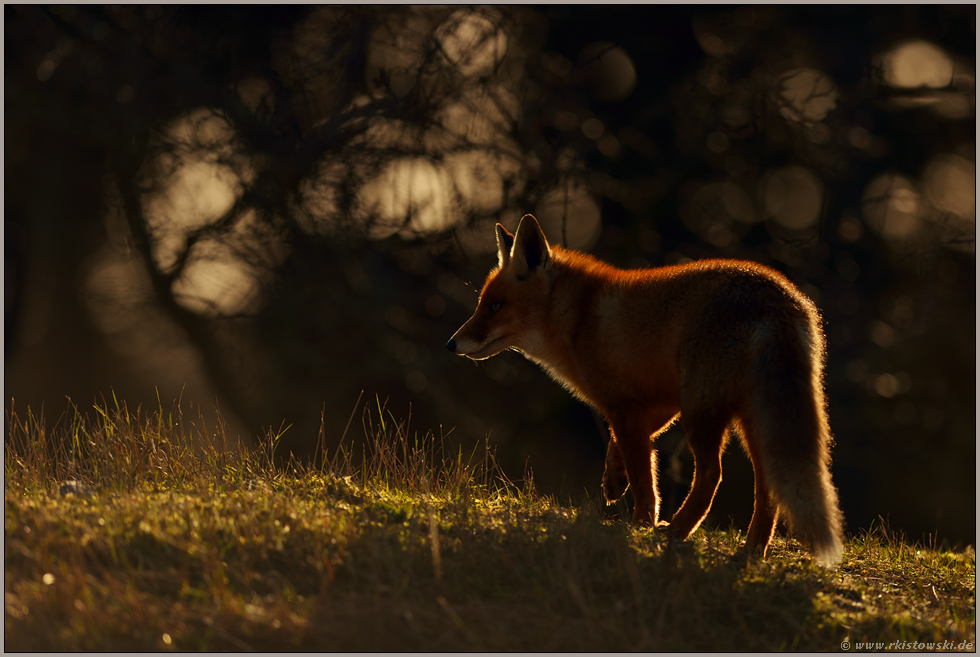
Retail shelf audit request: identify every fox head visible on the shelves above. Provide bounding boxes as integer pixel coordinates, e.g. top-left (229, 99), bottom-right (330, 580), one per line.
top-left (446, 214), bottom-right (553, 360)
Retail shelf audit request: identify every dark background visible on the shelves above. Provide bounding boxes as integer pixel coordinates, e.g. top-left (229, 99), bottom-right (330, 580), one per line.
top-left (5, 5), bottom-right (975, 546)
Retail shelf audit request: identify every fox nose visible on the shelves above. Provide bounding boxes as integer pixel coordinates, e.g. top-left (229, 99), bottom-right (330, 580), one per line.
top-left (445, 339), bottom-right (457, 353)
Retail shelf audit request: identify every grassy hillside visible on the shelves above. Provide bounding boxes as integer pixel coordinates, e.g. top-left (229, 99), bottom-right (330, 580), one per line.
top-left (4, 398), bottom-right (976, 651)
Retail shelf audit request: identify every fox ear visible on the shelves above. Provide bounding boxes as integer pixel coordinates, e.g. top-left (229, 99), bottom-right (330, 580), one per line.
top-left (495, 223), bottom-right (515, 268)
top-left (511, 214), bottom-right (552, 279)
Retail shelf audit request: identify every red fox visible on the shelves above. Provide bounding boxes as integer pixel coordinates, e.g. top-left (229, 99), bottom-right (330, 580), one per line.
top-left (447, 214), bottom-right (844, 566)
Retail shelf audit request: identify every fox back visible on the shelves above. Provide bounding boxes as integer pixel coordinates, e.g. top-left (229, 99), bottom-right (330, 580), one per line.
top-left (447, 214), bottom-right (844, 566)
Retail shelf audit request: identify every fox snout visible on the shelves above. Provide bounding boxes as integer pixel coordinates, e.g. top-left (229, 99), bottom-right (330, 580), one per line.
top-left (445, 330), bottom-right (482, 358)
top-left (446, 323), bottom-right (503, 360)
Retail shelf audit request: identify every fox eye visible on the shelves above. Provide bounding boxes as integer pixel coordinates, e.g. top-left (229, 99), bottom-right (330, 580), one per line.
top-left (487, 301), bottom-right (502, 314)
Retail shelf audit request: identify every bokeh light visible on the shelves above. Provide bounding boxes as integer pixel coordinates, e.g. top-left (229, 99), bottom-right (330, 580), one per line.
top-left (365, 9), bottom-right (429, 98)
top-left (681, 181), bottom-right (759, 249)
top-left (880, 39), bottom-right (953, 89)
top-left (922, 153), bottom-right (976, 221)
top-left (778, 68), bottom-right (839, 124)
top-left (140, 109), bottom-right (287, 317)
top-left (862, 173), bottom-right (922, 240)
top-left (436, 11), bottom-right (507, 77)
top-left (875, 39), bottom-right (974, 119)
top-left (143, 157), bottom-right (240, 272)
top-left (171, 239), bottom-right (268, 317)
top-left (445, 150), bottom-right (519, 214)
top-left (578, 42), bottom-right (637, 101)
top-left (697, 32), bottom-right (728, 58)
top-left (83, 251), bottom-right (154, 350)
top-left (142, 109), bottom-right (249, 269)
top-left (535, 184), bottom-right (602, 250)
top-left (359, 158), bottom-right (454, 239)
top-left (760, 165), bottom-right (824, 230)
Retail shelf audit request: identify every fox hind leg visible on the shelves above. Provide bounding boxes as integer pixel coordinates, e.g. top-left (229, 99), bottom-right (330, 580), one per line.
top-left (667, 413), bottom-right (730, 541)
top-left (739, 420), bottom-right (779, 557)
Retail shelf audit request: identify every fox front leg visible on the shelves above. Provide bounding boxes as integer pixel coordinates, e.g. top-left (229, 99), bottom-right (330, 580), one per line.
top-left (607, 414), bottom-right (662, 526)
top-left (602, 437), bottom-right (630, 503)
top-left (605, 406), bottom-right (679, 527)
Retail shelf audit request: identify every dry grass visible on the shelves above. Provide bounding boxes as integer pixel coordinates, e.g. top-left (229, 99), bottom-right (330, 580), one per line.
top-left (4, 396), bottom-right (976, 651)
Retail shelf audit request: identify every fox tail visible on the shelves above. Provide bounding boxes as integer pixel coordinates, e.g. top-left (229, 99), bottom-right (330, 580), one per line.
top-left (749, 316), bottom-right (844, 567)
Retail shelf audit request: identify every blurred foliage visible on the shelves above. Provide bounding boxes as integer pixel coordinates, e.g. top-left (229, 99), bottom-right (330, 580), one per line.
top-left (4, 5), bottom-right (975, 545)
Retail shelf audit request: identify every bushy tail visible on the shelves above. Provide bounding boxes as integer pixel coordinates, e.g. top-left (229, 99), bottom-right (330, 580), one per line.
top-left (750, 317), bottom-right (844, 567)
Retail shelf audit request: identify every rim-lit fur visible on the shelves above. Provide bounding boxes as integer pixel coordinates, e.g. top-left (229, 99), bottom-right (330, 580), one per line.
top-left (447, 214), bottom-right (844, 566)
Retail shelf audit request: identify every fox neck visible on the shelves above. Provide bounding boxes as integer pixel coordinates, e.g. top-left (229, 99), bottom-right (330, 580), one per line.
top-left (515, 252), bottom-right (614, 406)
top-left (523, 344), bottom-right (593, 405)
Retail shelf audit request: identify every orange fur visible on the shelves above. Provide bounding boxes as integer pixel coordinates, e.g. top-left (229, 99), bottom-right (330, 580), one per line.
top-left (447, 214), bottom-right (844, 566)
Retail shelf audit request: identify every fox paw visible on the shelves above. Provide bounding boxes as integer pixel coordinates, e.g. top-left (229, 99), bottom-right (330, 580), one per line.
top-left (602, 472), bottom-right (629, 503)
top-left (663, 521), bottom-right (694, 540)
